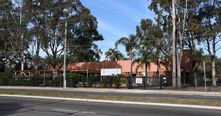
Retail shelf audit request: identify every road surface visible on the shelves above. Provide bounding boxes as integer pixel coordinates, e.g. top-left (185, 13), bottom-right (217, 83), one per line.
top-left (0, 96), bottom-right (221, 116)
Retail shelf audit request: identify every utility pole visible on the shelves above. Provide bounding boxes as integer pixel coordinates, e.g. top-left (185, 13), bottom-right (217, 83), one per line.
top-left (172, 0), bottom-right (177, 89)
top-left (63, 21), bottom-right (67, 90)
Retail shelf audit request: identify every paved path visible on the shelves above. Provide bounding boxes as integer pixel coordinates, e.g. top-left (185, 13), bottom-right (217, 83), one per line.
top-left (0, 96), bottom-right (221, 116)
top-left (1, 86), bottom-right (221, 100)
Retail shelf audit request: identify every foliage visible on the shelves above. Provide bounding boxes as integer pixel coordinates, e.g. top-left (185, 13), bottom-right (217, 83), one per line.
top-left (115, 34), bottom-right (137, 59)
top-left (105, 48), bottom-right (125, 61)
top-left (114, 74), bottom-right (125, 88)
top-left (67, 73), bottom-right (79, 87)
top-left (102, 76), bottom-right (114, 88)
top-left (0, 0), bottom-right (103, 71)
top-left (0, 70), bottom-right (13, 85)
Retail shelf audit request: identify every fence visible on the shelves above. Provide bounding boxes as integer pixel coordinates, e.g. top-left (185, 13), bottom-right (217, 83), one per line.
top-left (0, 71), bottom-right (127, 88)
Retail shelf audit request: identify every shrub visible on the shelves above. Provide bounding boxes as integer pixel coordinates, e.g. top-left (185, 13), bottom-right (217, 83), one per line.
top-left (102, 76), bottom-right (114, 88)
top-left (14, 75), bottom-right (30, 86)
top-left (0, 70), bottom-right (14, 85)
top-left (29, 75), bottom-right (38, 86)
top-left (87, 75), bottom-right (100, 87)
top-left (69, 73), bottom-right (79, 87)
top-left (114, 76), bottom-right (121, 88)
top-left (102, 77), bottom-right (108, 88)
top-left (87, 76), bottom-right (93, 87)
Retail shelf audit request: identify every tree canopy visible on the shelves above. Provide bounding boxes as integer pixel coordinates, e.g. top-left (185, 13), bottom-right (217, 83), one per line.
top-left (0, 0), bottom-right (103, 70)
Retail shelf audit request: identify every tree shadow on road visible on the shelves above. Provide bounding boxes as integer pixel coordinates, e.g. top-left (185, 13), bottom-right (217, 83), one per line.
top-left (0, 102), bottom-right (24, 116)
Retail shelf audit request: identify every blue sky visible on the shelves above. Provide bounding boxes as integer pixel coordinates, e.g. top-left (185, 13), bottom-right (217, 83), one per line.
top-left (80, 0), bottom-right (221, 59)
top-left (81, 0), bottom-right (155, 60)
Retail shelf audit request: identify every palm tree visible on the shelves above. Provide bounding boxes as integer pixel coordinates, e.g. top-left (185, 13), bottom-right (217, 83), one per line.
top-left (115, 34), bottom-right (137, 77)
top-left (105, 48), bottom-right (124, 61)
top-left (132, 50), bottom-right (153, 89)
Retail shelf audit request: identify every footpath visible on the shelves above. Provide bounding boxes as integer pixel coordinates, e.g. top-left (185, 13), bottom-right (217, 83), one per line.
top-left (0, 86), bottom-right (221, 97)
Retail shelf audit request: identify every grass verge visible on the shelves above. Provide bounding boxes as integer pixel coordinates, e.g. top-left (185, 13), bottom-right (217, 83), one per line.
top-left (0, 89), bottom-right (221, 107)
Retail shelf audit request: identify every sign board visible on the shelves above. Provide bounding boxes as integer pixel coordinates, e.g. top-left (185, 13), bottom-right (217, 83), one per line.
top-left (101, 68), bottom-right (121, 76)
top-left (136, 78), bottom-right (143, 84)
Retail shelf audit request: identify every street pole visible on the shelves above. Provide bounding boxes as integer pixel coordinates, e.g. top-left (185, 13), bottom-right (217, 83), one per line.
top-left (63, 21), bottom-right (67, 90)
top-left (203, 61), bottom-right (207, 92)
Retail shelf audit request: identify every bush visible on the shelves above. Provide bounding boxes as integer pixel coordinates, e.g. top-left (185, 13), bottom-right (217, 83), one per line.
top-left (29, 75), bottom-right (38, 86)
top-left (114, 76), bottom-right (121, 88)
top-left (0, 70), bottom-right (14, 85)
top-left (87, 75), bottom-right (100, 87)
top-left (14, 75), bottom-right (30, 86)
top-left (87, 76), bottom-right (93, 87)
top-left (102, 76), bottom-right (114, 88)
top-left (67, 73), bottom-right (79, 87)
top-left (81, 76), bottom-right (87, 87)
top-left (102, 77), bottom-right (108, 88)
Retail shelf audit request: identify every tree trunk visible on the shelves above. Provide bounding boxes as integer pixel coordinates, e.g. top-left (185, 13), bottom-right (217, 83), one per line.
top-left (190, 49), bottom-right (194, 86)
top-left (212, 36), bottom-right (216, 86)
top-left (130, 52), bottom-right (133, 76)
top-left (157, 58), bottom-right (162, 89)
top-left (172, 0), bottom-right (177, 89)
top-left (194, 71), bottom-right (198, 87)
top-left (35, 38), bottom-right (40, 70)
top-left (144, 62), bottom-right (148, 89)
top-left (177, 49), bottom-right (182, 89)
top-left (212, 55), bottom-right (216, 86)
top-left (128, 54), bottom-right (133, 89)
top-left (183, 71), bottom-right (186, 88)
top-left (130, 59), bottom-right (133, 76)
top-left (188, 35), bottom-right (194, 87)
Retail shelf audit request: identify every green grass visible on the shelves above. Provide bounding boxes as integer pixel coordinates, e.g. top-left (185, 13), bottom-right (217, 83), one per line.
top-left (0, 89), bottom-right (221, 107)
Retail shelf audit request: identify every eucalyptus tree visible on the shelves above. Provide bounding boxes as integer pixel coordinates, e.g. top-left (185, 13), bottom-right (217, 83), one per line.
top-left (149, 0), bottom-right (178, 88)
top-left (105, 48), bottom-right (124, 61)
top-left (0, 0), bottom-right (31, 71)
top-left (67, 8), bottom-right (103, 62)
top-left (198, 0), bottom-right (221, 86)
top-left (0, 0), bottom-right (14, 51)
top-left (149, 0), bottom-right (213, 88)
top-left (24, 0), bottom-right (103, 69)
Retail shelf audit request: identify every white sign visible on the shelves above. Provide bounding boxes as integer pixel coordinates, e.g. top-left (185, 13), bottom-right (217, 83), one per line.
top-left (101, 68), bottom-right (121, 76)
top-left (136, 78), bottom-right (143, 84)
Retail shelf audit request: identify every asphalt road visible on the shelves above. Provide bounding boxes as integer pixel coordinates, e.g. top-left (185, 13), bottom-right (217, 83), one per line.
top-left (0, 96), bottom-right (221, 116)
top-left (1, 88), bottom-right (221, 100)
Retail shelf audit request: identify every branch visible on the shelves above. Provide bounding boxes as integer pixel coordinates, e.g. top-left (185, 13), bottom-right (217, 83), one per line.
top-left (215, 39), bottom-right (221, 45)
top-left (10, 11), bottom-right (18, 24)
top-left (58, 48), bottom-right (64, 57)
top-left (41, 47), bottom-right (51, 57)
top-left (216, 47), bottom-right (221, 52)
top-left (205, 38), bottom-right (212, 55)
top-left (8, 29), bottom-right (14, 37)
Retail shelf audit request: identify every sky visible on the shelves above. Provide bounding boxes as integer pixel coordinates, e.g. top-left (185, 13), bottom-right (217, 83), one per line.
top-left (81, 0), bottom-right (155, 60)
